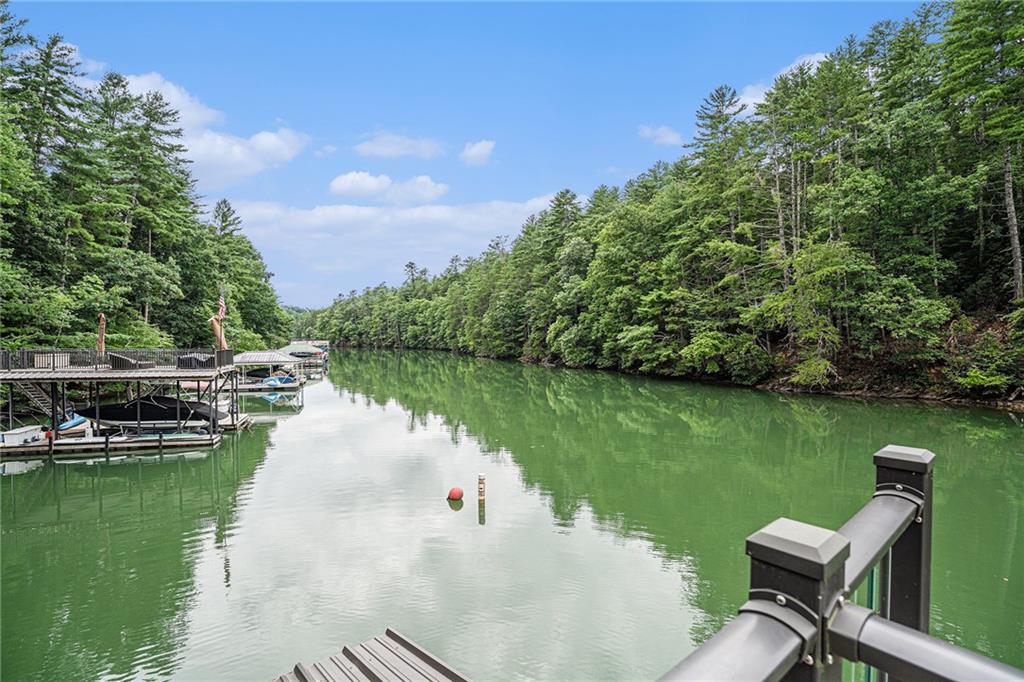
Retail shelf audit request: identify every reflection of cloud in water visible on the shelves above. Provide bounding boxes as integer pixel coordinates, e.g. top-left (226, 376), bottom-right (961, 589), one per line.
top-left (173, 380), bottom-right (701, 680)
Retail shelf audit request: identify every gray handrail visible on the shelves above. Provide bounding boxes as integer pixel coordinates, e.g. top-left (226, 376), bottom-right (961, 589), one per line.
top-left (837, 494), bottom-right (916, 594)
top-left (830, 602), bottom-right (1024, 682)
top-left (659, 613), bottom-right (802, 682)
top-left (657, 446), bottom-right (1023, 682)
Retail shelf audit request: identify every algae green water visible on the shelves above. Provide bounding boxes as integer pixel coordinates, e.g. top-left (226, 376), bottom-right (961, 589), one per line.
top-left (2, 350), bottom-right (1022, 680)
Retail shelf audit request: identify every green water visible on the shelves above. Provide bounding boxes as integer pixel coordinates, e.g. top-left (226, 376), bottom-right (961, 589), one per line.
top-left (2, 350), bottom-right (1022, 680)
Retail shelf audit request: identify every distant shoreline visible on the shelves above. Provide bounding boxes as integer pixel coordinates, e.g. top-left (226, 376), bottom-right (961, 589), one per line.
top-left (329, 346), bottom-right (1024, 413)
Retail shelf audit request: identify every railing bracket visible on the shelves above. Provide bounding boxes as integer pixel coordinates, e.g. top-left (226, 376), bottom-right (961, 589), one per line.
top-left (826, 601), bottom-right (873, 662)
top-left (739, 597), bottom-right (818, 661)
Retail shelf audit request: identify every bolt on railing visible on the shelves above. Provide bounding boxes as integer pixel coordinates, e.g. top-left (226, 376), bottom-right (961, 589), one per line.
top-left (659, 445), bottom-right (1024, 682)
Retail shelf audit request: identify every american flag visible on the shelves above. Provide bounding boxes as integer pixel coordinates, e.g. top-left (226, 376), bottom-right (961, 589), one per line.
top-left (217, 289), bottom-right (226, 319)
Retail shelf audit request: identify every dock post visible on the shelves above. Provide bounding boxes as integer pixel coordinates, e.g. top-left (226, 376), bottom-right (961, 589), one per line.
top-left (176, 381), bottom-right (181, 432)
top-left (48, 432), bottom-right (54, 461)
top-left (477, 474), bottom-right (486, 525)
top-left (746, 518), bottom-right (849, 681)
top-left (94, 381), bottom-right (100, 432)
top-left (104, 434), bottom-right (110, 462)
top-left (159, 432), bottom-right (164, 461)
top-left (874, 446), bottom-right (935, 635)
top-left (135, 381), bottom-right (141, 434)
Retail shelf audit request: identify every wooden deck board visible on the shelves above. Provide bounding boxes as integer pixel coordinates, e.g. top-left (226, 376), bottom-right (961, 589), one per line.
top-left (274, 630), bottom-right (469, 682)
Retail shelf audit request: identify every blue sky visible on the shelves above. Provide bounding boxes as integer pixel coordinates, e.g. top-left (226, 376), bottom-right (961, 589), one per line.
top-left (18, 2), bottom-right (915, 308)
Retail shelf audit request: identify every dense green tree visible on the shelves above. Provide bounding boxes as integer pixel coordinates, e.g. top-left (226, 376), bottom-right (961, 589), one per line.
top-left (940, 0), bottom-right (1024, 301)
top-left (308, 2), bottom-right (1023, 401)
top-left (0, 3), bottom-right (289, 351)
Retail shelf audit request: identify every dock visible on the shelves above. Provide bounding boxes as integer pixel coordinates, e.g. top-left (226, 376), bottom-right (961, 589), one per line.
top-left (0, 432), bottom-right (221, 460)
top-left (1, 347), bottom-right (246, 460)
top-left (234, 350), bottom-right (306, 393)
top-left (275, 629), bottom-right (469, 682)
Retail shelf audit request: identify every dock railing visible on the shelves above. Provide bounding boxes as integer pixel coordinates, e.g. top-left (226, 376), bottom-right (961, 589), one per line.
top-left (659, 445), bottom-right (1024, 682)
top-left (1, 348), bottom-right (234, 372)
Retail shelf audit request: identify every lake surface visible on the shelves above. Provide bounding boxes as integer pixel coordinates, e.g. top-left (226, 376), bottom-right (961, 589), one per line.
top-left (2, 350), bottom-right (1022, 680)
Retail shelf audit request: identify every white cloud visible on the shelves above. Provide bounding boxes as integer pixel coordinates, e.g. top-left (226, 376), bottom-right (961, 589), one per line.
top-left (71, 55), bottom-right (309, 188)
top-left (459, 139), bottom-right (495, 166)
top-left (314, 144), bottom-right (338, 158)
top-left (738, 52), bottom-right (829, 110)
top-left (328, 172), bottom-right (449, 204)
top-left (329, 171), bottom-right (393, 197)
top-left (387, 175), bottom-right (449, 203)
top-left (638, 124), bottom-right (683, 146)
top-left (116, 72), bottom-right (310, 187)
top-left (235, 194), bottom-right (552, 278)
top-left (65, 42), bottom-right (106, 75)
top-left (185, 126), bottom-right (309, 187)
top-left (125, 72), bottom-right (222, 129)
top-left (354, 132), bottom-right (443, 159)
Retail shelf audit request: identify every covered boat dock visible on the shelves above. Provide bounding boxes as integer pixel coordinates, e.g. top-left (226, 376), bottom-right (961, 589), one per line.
top-left (279, 342), bottom-right (329, 373)
top-left (234, 350), bottom-right (306, 392)
top-left (1, 348), bottom-right (248, 460)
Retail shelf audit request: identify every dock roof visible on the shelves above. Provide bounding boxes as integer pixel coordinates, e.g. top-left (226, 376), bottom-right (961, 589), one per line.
top-left (278, 342), bottom-right (324, 356)
top-left (234, 350), bottom-right (299, 366)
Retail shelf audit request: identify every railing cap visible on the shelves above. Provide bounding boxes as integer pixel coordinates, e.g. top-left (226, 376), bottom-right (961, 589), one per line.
top-left (747, 517), bottom-right (851, 579)
top-left (873, 445), bottom-right (936, 473)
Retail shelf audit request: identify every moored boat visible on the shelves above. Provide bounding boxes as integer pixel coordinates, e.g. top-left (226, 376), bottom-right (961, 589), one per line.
top-left (83, 395), bottom-right (228, 430)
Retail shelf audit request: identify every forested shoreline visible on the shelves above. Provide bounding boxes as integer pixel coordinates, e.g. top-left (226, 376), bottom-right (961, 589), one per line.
top-left (305, 2), bottom-right (1023, 402)
top-left (0, 1), bottom-right (291, 351)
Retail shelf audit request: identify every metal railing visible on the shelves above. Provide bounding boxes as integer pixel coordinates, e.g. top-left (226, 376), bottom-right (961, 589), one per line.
top-left (0, 348), bottom-right (234, 371)
top-left (659, 445), bottom-right (1024, 682)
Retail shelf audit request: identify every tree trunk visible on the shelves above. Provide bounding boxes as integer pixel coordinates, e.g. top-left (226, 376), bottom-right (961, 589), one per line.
top-left (1005, 145), bottom-right (1023, 301)
top-left (775, 161), bottom-right (788, 285)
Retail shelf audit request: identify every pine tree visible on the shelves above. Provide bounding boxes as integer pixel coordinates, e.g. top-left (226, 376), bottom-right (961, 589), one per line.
top-left (942, 0), bottom-right (1024, 301)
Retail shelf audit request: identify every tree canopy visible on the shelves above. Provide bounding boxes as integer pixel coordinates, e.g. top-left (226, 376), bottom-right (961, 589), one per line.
top-left (0, 0), bottom-right (290, 351)
top-left (308, 2), bottom-right (1023, 400)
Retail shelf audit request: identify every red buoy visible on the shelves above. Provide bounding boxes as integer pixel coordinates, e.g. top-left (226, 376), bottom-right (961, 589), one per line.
top-left (447, 486), bottom-right (464, 501)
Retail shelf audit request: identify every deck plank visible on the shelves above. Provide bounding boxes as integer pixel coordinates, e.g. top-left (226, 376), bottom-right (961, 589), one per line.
top-left (274, 630), bottom-right (468, 682)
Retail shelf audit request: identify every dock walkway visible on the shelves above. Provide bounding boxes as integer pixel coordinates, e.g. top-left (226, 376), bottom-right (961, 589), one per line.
top-left (0, 432), bottom-right (221, 460)
top-left (275, 629), bottom-right (469, 682)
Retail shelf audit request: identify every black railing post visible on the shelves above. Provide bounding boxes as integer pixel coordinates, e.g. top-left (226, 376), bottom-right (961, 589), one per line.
top-left (872, 445), bottom-right (934, 634)
top-left (745, 518), bottom-right (850, 681)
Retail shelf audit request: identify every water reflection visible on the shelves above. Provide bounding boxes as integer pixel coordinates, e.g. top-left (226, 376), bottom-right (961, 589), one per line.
top-left (1, 352), bottom-right (1020, 680)
top-left (237, 386), bottom-right (307, 424)
top-left (326, 350), bottom-right (1024, 666)
top-left (1, 429), bottom-right (273, 681)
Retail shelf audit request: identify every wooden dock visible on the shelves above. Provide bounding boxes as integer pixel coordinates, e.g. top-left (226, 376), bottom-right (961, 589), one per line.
top-left (0, 432), bottom-right (221, 461)
top-left (222, 411), bottom-right (253, 430)
top-left (274, 629), bottom-right (469, 682)
top-left (237, 380), bottom-right (304, 393)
